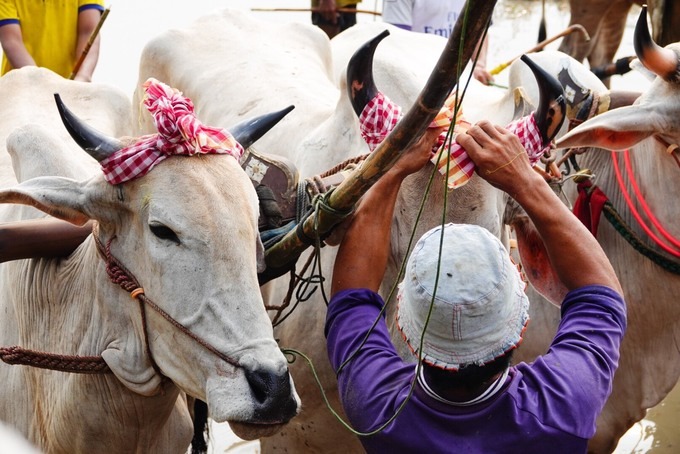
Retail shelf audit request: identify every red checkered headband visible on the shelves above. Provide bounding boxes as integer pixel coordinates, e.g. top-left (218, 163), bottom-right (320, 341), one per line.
top-left (359, 92), bottom-right (549, 189)
top-left (100, 78), bottom-right (244, 185)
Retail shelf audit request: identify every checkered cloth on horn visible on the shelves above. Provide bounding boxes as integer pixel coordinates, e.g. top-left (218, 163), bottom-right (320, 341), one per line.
top-left (100, 78), bottom-right (244, 185)
top-left (358, 91), bottom-right (549, 189)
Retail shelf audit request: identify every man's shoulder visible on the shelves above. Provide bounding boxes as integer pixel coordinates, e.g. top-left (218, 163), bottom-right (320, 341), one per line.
top-left (561, 284), bottom-right (626, 324)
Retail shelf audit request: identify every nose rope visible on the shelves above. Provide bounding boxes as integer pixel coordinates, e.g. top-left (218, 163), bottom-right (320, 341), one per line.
top-left (92, 222), bottom-right (241, 369)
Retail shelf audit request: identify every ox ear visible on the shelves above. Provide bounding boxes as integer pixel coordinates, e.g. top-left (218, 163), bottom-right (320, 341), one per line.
top-left (555, 105), bottom-right (657, 150)
top-left (0, 177), bottom-right (93, 225)
top-left (511, 87), bottom-right (536, 119)
top-left (0, 175), bottom-right (116, 226)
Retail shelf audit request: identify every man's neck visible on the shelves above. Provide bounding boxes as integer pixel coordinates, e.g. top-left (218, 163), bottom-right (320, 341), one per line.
top-left (419, 367), bottom-right (509, 406)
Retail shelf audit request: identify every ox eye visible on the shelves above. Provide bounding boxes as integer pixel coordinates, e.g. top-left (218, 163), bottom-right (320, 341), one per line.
top-left (149, 223), bottom-right (180, 244)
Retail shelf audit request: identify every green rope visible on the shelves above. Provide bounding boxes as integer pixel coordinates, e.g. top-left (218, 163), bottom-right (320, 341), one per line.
top-left (602, 203), bottom-right (680, 275)
top-left (282, 347), bottom-right (421, 437)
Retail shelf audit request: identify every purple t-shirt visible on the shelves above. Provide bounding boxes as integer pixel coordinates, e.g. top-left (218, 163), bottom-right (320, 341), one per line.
top-left (325, 285), bottom-right (626, 453)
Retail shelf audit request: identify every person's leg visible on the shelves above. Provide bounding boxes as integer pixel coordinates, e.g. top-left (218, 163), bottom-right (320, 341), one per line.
top-left (312, 11), bottom-right (340, 38)
top-left (338, 4), bottom-right (357, 32)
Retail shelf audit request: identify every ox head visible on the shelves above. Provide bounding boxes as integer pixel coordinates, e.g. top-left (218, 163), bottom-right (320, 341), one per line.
top-left (347, 32), bottom-right (566, 160)
top-left (556, 5), bottom-right (680, 151)
top-left (0, 94), bottom-right (300, 439)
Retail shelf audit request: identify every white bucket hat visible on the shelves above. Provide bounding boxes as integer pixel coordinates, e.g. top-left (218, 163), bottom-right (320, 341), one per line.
top-left (396, 223), bottom-right (530, 370)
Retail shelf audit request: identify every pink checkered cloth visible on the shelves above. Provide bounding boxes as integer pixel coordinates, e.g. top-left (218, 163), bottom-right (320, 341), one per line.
top-left (358, 92), bottom-right (549, 189)
top-left (100, 78), bottom-right (244, 185)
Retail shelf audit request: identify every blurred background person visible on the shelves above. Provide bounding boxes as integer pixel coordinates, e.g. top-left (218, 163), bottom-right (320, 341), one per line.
top-left (382, 0), bottom-right (493, 84)
top-left (0, 0), bottom-right (106, 82)
top-left (312, 0), bottom-right (360, 39)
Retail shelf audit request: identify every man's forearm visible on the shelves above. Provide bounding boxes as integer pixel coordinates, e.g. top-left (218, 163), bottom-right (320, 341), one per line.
top-left (74, 37), bottom-right (100, 82)
top-left (0, 24), bottom-right (35, 69)
top-left (514, 180), bottom-right (623, 294)
top-left (331, 172), bottom-right (402, 294)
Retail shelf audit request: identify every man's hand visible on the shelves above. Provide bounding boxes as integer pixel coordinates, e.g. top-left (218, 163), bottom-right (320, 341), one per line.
top-left (388, 126), bottom-right (445, 180)
top-left (458, 120), bottom-right (622, 295)
top-left (456, 120), bottom-right (542, 199)
top-left (473, 64), bottom-right (494, 85)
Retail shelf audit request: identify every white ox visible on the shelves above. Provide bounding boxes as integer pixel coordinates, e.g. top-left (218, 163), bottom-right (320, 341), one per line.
top-left (0, 67), bottom-right (299, 453)
top-left (134, 9), bottom-right (520, 453)
top-left (133, 7), bottom-right (584, 452)
top-left (499, 12), bottom-right (680, 452)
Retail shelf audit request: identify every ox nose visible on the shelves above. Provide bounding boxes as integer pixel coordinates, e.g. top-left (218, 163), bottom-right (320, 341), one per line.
top-left (245, 368), bottom-right (298, 422)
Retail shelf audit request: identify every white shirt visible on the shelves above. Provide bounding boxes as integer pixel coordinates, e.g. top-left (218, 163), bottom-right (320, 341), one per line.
top-left (382, 0), bottom-right (468, 37)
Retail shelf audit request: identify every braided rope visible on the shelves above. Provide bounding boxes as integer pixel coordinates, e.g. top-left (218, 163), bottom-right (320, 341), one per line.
top-left (0, 345), bottom-right (111, 374)
top-left (317, 153), bottom-right (369, 179)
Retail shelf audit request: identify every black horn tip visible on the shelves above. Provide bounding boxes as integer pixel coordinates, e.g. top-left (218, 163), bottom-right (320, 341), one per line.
top-left (633, 5), bottom-right (651, 59)
top-left (54, 92), bottom-right (123, 162)
top-left (520, 55), bottom-right (566, 145)
top-left (347, 30), bottom-right (390, 116)
top-left (229, 105), bottom-right (295, 150)
top-left (633, 4), bottom-right (678, 80)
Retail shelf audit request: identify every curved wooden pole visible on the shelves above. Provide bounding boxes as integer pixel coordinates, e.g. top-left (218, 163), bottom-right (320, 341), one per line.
top-left (264, 0), bottom-right (498, 275)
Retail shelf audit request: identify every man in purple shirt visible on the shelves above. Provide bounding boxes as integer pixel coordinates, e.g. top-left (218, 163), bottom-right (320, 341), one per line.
top-left (326, 121), bottom-right (626, 453)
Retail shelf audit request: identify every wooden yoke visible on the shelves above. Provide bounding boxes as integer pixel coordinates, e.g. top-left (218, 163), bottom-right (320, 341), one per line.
top-left (0, 219), bottom-right (92, 263)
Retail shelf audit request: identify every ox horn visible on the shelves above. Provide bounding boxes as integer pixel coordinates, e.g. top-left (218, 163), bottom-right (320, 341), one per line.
top-left (229, 105), bottom-right (295, 150)
top-left (54, 93), bottom-right (124, 162)
top-left (347, 29), bottom-right (389, 116)
top-left (520, 54), bottom-right (566, 146)
top-left (634, 5), bottom-right (679, 82)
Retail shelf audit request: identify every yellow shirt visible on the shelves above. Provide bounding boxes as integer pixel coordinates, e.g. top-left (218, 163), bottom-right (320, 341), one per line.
top-left (0, 0), bottom-right (105, 77)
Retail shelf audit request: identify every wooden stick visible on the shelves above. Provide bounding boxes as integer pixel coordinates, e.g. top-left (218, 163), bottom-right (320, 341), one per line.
top-left (251, 7), bottom-right (382, 16)
top-left (69, 7), bottom-right (111, 80)
top-left (489, 24), bottom-right (590, 76)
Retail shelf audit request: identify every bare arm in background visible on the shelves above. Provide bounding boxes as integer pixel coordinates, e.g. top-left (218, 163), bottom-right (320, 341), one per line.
top-left (73, 8), bottom-right (102, 82)
top-left (472, 35), bottom-right (494, 85)
top-left (0, 23), bottom-right (35, 69)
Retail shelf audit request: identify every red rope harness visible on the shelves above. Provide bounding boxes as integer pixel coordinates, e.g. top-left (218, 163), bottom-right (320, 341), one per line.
top-left (611, 150), bottom-right (680, 257)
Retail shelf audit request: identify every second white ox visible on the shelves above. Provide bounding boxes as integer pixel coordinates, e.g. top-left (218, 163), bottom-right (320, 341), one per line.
top-left (0, 67), bottom-right (299, 453)
top-left (501, 8), bottom-right (680, 452)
